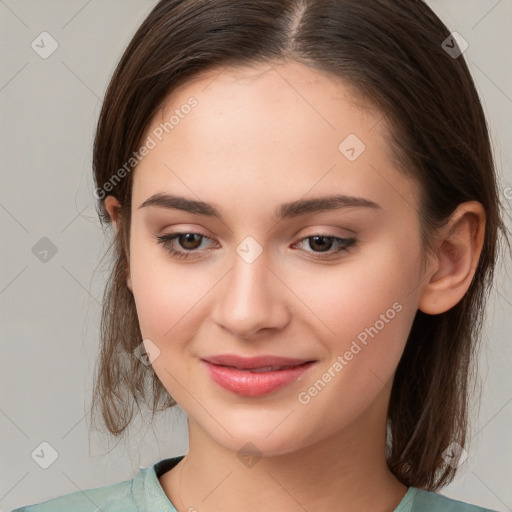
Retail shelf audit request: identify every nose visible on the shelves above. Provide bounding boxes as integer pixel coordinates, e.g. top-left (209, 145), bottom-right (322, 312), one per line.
top-left (211, 248), bottom-right (290, 339)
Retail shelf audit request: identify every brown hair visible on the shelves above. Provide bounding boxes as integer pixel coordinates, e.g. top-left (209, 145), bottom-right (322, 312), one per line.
top-left (90, 0), bottom-right (510, 490)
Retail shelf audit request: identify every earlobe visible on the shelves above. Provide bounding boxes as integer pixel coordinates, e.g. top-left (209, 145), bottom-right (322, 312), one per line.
top-left (418, 201), bottom-right (485, 315)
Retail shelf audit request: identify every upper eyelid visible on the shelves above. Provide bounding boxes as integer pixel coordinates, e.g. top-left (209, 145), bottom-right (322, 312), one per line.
top-left (158, 231), bottom-right (354, 247)
top-left (155, 231), bottom-right (357, 264)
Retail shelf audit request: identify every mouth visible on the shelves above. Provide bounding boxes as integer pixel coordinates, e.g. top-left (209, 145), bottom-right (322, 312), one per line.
top-left (221, 364), bottom-right (306, 373)
top-left (201, 355), bottom-right (316, 397)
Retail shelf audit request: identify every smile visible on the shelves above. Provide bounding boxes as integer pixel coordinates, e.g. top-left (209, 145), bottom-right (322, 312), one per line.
top-left (201, 357), bottom-right (316, 397)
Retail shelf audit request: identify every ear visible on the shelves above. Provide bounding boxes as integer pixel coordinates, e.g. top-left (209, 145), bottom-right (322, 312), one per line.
top-left (104, 195), bottom-right (133, 293)
top-left (418, 201), bottom-right (485, 315)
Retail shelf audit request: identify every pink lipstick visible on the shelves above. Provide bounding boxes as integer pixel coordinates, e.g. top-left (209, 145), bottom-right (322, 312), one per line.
top-left (201, 354), bottom-right (316, 397)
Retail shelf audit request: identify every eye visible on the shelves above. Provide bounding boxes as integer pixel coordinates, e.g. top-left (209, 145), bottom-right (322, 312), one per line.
top-left (154, 232), bottom-right (356, 261)
top-left (293, 235), bottom-right (356, 260)
top-left (155, 232), bottom-right (216, 259)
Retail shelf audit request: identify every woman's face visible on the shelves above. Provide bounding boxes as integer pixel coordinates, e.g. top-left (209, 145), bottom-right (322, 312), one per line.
top-left (123, 61), bottom-right (430, 456)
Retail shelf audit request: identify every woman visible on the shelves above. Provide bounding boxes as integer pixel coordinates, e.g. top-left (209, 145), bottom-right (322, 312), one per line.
top-left (14, 0), bottom-right (509, 510)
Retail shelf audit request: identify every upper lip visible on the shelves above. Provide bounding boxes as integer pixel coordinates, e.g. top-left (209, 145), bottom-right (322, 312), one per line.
top-left (202, 354), bottom-right (315, 370)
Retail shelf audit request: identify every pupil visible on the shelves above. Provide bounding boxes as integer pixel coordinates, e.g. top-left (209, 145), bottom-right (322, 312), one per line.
top-left (181, 233), bottom-right (200, 249)
top-left (311, 236), bottom-right (332, 252)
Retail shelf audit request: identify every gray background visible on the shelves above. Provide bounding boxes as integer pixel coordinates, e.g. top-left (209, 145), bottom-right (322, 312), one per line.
top-left (1, 1), bottom-right (511, 511)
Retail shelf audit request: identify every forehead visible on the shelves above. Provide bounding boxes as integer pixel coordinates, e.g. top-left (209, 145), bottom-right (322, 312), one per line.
top-left (150, 60), bottom-right (381, 147)
top-left (132, 61), bottom-right (418, 219)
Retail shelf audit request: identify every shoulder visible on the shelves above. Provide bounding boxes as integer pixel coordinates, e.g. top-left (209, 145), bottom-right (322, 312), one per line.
top-left (10, 479), bottom-right (136, 512)
top-left (406, 487), bottom-right (501, 512)
top-left (10, 456), bottom-right (184, 512)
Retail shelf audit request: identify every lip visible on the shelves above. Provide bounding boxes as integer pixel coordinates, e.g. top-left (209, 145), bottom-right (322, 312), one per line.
top-left (201, 354), bottom-right (316, 397)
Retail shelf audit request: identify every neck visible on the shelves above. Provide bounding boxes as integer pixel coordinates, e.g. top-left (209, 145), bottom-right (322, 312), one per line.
top-left (160, 392), bottom-right (408, 512)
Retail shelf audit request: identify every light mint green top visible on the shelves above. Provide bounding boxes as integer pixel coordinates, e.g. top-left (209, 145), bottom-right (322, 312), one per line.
top-left (11, 455), bottom-right (500, 512)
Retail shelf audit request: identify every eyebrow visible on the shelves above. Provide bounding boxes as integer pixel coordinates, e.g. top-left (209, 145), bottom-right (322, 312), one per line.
top-left (138, 192), bottom-right (381, 221)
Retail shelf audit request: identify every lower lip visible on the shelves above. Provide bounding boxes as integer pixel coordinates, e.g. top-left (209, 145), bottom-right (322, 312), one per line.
top-left (202, 360), bottom-right (316, 397)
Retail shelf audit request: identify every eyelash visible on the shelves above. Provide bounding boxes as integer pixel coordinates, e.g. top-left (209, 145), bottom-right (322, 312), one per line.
top-left (155, 232), bottom-right (356, 261)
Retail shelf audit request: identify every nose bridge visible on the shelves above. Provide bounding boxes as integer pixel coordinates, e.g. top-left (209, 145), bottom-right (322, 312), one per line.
top-left (213, 241), bottom-right (288, 337)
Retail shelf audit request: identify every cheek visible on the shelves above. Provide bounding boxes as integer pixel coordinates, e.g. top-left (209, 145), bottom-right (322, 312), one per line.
top-left (129, 254), bottom-right (202, 401)
top-left (294, 239), bottom-right (420, 405)
top-left (128, 233), bottom-right (186, 340)
top-left (297, 242), bottom-right (418, 341)
top-left (128, 231), bottom-right (217, 351)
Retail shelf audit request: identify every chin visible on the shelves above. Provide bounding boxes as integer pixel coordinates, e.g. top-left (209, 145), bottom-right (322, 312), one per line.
top-left (202, 419), bottom-right (321, 460)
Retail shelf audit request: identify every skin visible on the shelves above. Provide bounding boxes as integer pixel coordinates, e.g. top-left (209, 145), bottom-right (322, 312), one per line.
top-left (104, 60), bottom-right (485, 512)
